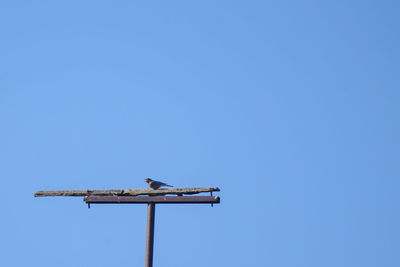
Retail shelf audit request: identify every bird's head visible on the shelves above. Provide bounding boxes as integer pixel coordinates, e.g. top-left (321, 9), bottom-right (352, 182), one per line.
top-left (145, 178), bottom-right (152, 183)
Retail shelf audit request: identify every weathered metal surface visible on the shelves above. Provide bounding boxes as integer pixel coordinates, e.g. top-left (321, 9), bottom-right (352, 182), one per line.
top-left (34, 189), bottom-right (124, 197)
top-left (34, 187), bottom-right (220, 197)
top-left (145, 203), bottom-right (155, 267)
top-left (84, 195), bottom-right (220, 204)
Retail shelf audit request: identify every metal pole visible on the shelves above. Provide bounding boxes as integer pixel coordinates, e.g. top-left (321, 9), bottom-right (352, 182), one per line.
top-left (145, 203), bottom-right (156, 267)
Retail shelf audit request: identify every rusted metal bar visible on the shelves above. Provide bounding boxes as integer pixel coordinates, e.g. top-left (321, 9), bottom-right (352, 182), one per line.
top-left (84, 196), bottom-right (220, 204)
top-left (34, 187), bottom-right (220, 197)
top-left (145, 203), bottom-right (155, 267)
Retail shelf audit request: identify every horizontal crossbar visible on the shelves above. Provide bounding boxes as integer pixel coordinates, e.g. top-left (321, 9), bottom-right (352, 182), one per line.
top-left (34, 187), bottom-right (220, 197)
top-left (84, 196), bottom-right (220, 204)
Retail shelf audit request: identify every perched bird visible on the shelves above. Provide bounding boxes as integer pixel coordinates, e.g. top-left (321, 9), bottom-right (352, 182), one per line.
top-left (145, 178), bottom-right (173, 190)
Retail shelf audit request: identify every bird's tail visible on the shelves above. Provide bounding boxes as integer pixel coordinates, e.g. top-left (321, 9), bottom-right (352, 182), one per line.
top-left (165, 184), bottom-right (173, 187)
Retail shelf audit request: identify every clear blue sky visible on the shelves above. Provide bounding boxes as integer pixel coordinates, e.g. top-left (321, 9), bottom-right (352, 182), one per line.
top-left (1, 1), bottom-right (399, 266)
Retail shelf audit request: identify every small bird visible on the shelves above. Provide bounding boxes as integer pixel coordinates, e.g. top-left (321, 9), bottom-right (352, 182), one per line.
top-left (145, 178), bottom-right (173, 190)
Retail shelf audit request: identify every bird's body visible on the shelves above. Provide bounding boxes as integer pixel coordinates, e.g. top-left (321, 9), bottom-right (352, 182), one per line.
top-left (145, 178), bottom-right (173, 190)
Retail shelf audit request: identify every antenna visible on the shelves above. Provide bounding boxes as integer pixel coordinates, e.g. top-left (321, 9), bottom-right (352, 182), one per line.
top-left (35, 187), bottom-right (221, 267)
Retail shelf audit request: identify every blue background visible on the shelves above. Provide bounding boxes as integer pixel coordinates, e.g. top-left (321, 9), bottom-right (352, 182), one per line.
top-left (1, 1), bottom-right (399, 266)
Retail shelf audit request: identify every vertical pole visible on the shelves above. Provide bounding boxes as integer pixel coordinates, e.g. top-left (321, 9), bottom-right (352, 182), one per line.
top-left (145, 203), bottom-right (156, 267)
